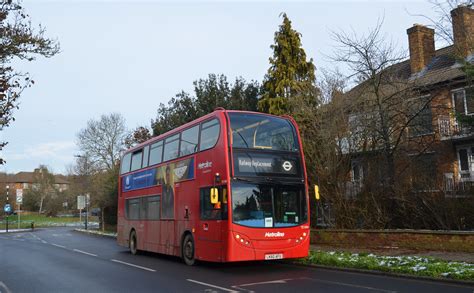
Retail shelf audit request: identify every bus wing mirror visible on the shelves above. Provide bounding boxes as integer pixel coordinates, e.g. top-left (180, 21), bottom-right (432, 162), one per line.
top-left (210, 188), bottom-right (219, 204)
top-left (314, 185), bottom-right (320, 201)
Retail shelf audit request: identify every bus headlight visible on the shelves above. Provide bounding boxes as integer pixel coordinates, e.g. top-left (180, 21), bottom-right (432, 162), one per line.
top-left (233, 232), bottom-right (251, 246)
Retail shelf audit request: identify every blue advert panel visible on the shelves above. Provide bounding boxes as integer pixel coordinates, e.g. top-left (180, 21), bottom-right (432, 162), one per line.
top-left (123, 157), bottom-right (194, 192)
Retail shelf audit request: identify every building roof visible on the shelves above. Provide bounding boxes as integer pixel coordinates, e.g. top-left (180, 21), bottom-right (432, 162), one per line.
top-left (1, 171), bottom-right (70, 185)
top-left (347, 45), bottom-right (469, 99)
top-left (0, 173), bottom-right (15, 183)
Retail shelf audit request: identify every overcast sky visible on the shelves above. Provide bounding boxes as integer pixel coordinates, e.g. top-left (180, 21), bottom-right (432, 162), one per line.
top-left (1, 0), bottom-right (441, 174)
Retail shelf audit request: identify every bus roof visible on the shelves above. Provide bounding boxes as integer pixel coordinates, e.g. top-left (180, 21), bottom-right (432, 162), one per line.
top-left (124, 109), bottom-right (294, 155)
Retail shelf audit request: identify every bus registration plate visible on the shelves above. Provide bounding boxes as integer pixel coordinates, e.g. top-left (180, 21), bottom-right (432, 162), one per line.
top-left (265, 253), bottom-right (283, 260)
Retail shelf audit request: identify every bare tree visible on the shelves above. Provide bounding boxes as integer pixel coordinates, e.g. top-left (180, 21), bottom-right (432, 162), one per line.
top-left (125, 126), bottom-right (151, 147)
top-left (76, 113), bottom-right (129, 171)
top-left (327, 20), bottom-right (450, 228)
top-left (331, 20), bottom-right (437, 191)
top-left (0, 1), bottom-right (60, 164)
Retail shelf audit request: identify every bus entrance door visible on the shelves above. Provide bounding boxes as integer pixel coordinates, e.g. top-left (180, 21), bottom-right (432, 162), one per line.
top-left (198, 187), bottom-right (223, 262)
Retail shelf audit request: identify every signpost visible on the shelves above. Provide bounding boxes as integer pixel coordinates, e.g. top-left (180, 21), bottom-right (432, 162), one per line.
top-left (16, 189), bottom-right (23, 229)
top-left (4, 203), bottom-right (11, 232)
top-left (77, 195), bottom-right (85, 226)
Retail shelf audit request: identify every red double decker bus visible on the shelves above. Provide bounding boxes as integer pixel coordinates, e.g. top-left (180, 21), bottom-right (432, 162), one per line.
top-left (117, 109), bottom-right (311, 265)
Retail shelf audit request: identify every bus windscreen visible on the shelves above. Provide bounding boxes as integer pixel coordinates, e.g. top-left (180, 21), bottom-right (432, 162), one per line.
top-left (229, 113), bottom-right (298, 152)
top-left (231, 181), bottom-right (307, 228)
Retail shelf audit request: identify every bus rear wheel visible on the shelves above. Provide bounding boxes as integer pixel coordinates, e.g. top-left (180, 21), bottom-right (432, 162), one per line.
top-left (130, 230), bottom-right (138, 255)
top-left (182, 234), bottom-right (195, 266)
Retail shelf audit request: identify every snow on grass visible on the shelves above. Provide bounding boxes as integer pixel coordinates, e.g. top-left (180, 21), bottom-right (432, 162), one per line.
top-left (299, 250), bottom-right (474, 281)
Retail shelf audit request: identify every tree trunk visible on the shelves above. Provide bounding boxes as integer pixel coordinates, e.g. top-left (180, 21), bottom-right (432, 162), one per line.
top-left (39, 196), bottom-right (45, 214)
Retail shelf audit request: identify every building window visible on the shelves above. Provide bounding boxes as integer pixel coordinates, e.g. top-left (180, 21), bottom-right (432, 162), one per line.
top-left (23, 183), bottom-right (29, 189)
top-left (351, 160), bottom-right (364, 182)
top-left (409, 96), bottom-right (433, 137)
top-left (457, 146), bottom-right (474, 181)
top-left (452, 88), bottom-right (474, 115)
top-left (411, 153), bottom-right (436, 190)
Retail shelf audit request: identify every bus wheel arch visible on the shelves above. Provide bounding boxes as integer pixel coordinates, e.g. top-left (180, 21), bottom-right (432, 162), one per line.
top-left (181, 231), bottom-right (196, 266)
top-left (129, 229), bottom-right (139, 255)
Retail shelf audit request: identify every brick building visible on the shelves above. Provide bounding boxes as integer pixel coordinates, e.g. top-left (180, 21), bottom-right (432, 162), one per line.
top-left (342, 5), bottom-right (473, 198)
top-left (0, 170), bottom-right (70, 203)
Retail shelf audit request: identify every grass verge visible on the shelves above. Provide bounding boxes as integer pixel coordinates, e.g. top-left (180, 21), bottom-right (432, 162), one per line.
top-left (298, 250), bottom-right (474, 281)
top-left (0, 214), bottom-right (99, 229)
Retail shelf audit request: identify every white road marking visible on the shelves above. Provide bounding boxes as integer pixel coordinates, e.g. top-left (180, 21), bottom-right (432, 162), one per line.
top-left (0, 281), bottom-right (12, 293)
top-left (187, 279), bottom-right (239, 293)
top-left (51, 243), bottom-right (66, 249)
top-left (29, 233), bottom-right (42, 241)
top-left (234, 279), bottom-right (291, 287)
top-left (41, 240), bottom-right (48, 244)
top-left (232, 279), bottom-right (293, 291)
top-left (110, 259), bottom-right (156, 272)
top-left (302, 277), bottom-right (397, 293)
top-left (73, 249), bottom-right (97, 257)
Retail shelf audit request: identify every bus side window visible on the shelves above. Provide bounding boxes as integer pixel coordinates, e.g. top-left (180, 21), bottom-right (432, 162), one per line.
top-left (120, 153), bottom-right (132, 174)
top-left (200, 187), bottom-right (228, 220)
top-left (142, 145), bottom-right (150, 168)
top-left (131, 150), bottom-right (143, 172)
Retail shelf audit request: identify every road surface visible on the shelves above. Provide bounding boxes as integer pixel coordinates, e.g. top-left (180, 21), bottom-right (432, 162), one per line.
top-left (0, 227), bottom-right (472, 293)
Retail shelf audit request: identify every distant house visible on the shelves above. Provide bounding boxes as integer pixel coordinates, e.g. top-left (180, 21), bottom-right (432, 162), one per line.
top-left (342, 5), bottom-right (473, 197)
top-left (0, 169), bottom-right (70, 203)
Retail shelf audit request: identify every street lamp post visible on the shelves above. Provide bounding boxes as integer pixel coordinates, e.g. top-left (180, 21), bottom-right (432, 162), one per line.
top-left (85, 193), bottom-right (90, 230)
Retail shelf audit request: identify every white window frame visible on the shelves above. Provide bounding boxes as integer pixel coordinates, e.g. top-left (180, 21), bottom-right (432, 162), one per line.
top-left (456, 145), bottom-right (474, 181)
top-left (351, 160), bottom-right (364, 183)
top-left (451, 86), bottom-right (474, 116)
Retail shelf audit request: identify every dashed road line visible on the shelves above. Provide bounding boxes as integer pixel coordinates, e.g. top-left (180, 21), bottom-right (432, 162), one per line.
top-left (232, 278), bottom-right (293, 292)
top-left (51, 243), bottom-right (66, 249)
top-left (41, 240), bottom-right (48, 244)
top-left (187, 279), bottom-right (239, 293)
top-left (110, 259), bottom-right (156, 272)
top-left (0, 281), bottom-right (12, 293)
top-left (73, 249), bottom-right (97, 257)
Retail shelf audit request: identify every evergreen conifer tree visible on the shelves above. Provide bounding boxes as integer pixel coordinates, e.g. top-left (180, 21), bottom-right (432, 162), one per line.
top-left (259, 13), bottom-right (318, 115)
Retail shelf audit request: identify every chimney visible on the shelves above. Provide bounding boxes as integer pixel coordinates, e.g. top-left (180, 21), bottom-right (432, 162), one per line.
top-left (407, 24), bottom-right (435, 74)
top-left (451, 5), bottom-right (474, 58)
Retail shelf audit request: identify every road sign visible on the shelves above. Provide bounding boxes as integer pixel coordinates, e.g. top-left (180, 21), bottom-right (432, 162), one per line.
top-left (77, 195), bottom-right (86, 210)
top-left (4, 203), bottom-right (11, 213)
top-left (16, 189), bottom-right (23, 204)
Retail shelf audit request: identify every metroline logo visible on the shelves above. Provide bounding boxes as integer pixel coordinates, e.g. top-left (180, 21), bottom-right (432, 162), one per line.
top-left (264, 232), bottom-right (285, 237)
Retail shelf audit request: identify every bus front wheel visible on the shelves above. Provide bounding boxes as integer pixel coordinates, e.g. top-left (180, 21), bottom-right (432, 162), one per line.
top-left (130, 230), bottom-right (138, 255)
top-left (182, 234), bottom-right (195, 266)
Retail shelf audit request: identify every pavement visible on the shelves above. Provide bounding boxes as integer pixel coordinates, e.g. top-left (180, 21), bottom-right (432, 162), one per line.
top-left (0, 227), bottom-right (473, 292)
top-left (0, 228), bottom-right (33, 233)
